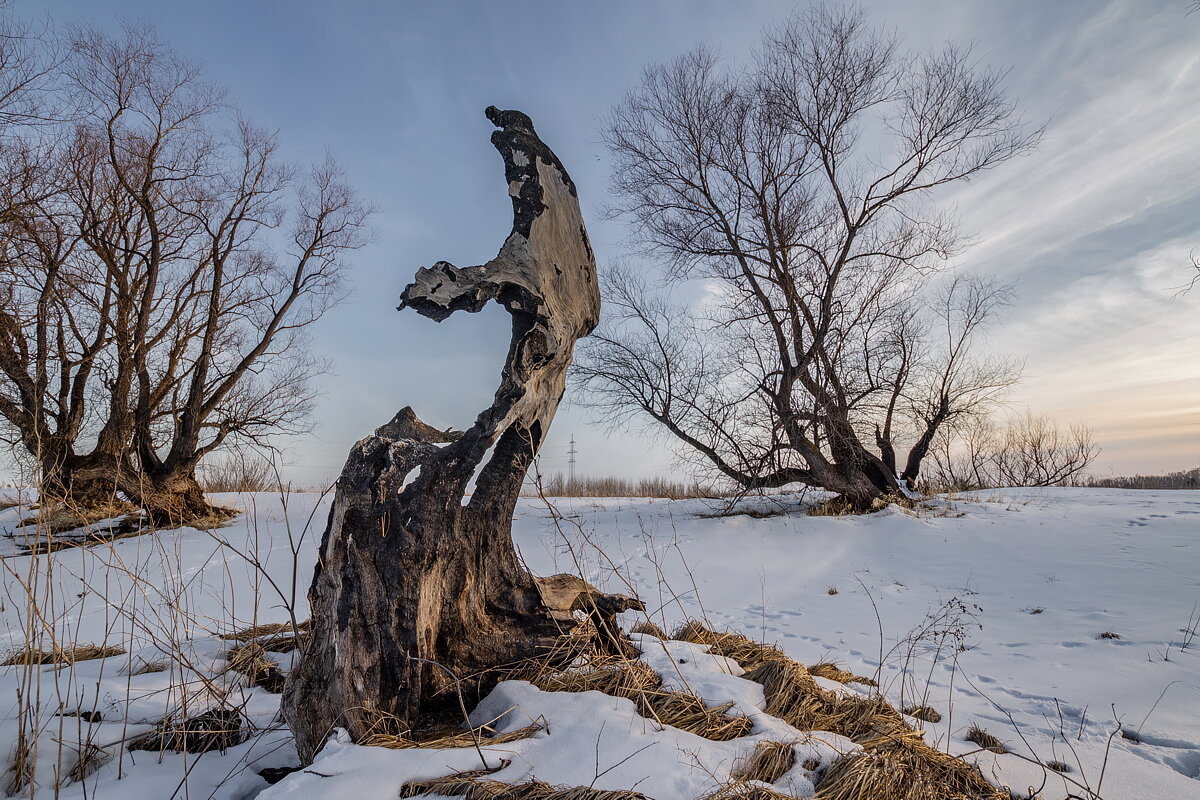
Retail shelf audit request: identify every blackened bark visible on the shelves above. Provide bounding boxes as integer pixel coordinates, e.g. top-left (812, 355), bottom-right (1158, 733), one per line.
top-left (875, 425), bottom-right (897, 477)
top-left (900, 401), bottom-right (950, 484)
top-left (282, 108), bottom-right (639, 762)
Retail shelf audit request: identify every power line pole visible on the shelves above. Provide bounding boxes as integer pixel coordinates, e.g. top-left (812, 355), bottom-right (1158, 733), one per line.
top-left (568, 435), bottom-right (577, 484)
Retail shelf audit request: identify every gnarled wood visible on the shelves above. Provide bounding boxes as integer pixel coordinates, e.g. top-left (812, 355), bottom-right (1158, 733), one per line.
top-left (282, 107), bottom-right (640, 762)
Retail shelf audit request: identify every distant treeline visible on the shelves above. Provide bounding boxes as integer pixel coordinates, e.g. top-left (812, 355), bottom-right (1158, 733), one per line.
top-left (529, 473), bottom-right (721, 499)
top-left (1084, 466), bottom-right (1200, 490)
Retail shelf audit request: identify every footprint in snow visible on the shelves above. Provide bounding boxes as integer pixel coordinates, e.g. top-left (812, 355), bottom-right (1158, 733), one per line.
top-left (1163, 750), bottom-right (1200, 780)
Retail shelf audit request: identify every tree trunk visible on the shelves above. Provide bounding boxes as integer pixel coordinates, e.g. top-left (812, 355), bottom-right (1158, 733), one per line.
top-left (821, 418), bottom-right (901, 510)
top-left (900, 404), bottom-right (950, 484)
top-left (875, 425), bottom-right (897, 477)
top-left (282, 107), bottom-right (639, 763)
top-left (37, 447), bottom-right (124, 512)
top-left (120, 467), bottom-right (218, 526)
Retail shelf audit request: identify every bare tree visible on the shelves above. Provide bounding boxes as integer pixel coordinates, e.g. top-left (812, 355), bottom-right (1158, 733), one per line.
top-left (575, 5), bottom-right (1039, 509)
top-left (988, 412), bottom-right (1099, 487)
top-left (925, 412), bottom-right (1099, 490)
top-left (0, 23), bottom-right (370, 522)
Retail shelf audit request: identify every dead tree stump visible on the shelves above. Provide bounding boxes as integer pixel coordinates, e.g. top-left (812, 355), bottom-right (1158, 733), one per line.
top-left (282, 107), bottom-right (640, 762)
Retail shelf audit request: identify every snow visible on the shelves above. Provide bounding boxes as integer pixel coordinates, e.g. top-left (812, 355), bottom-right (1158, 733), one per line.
top-left (0, 487), bottom-right (1197, 798)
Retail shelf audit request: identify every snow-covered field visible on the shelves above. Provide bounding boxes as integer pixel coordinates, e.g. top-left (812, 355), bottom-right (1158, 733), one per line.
top-left (0, 488), bottom-right (1197, 799)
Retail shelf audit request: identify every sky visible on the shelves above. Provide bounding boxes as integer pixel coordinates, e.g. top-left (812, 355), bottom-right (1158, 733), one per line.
top-left (19, 0), bottom-right (1200, 485)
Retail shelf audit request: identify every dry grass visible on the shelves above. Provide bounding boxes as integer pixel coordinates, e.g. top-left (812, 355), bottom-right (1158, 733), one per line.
top-left (629, 620), bottom-right (668, 639)
top-left (220, 619), bottom-right (310, 653)
top-left (225, 641), bottom-right (285, 692)
top-left (812, 741), bottom-right (1007, 800)
top-left (671, 622), bottom-right (789, 671)
top-left (2, 643), bottom-right (126, 666)
top-left (127, 708), bottom-right (247, 754)
top-left (531, 473), bottom-right (720, 500)
top-left (809, 661), bottom-right (878, 687)
top-left (156, 505), bottom-right (238, 531)
top-left (674, 622), bottom-right (1006, 800)
top-left (17, 500), bottom-right (136, 533)
top-left (358, 714), bottom-right (543, 751)
top-left (808, 494), bottom-right (915, 517)
top-left (700, 785), bottom-right (798, 800)
top-left (731, 740), bottom-right (797, 784)
top-left (13, 500), bottom-right (149, 553)
top-left (964, 725), bottom-right (1007, 754)
top-left (903, 705), bottom-right (943, 724)
top-left (400, 768), bottom-right (650, 799)
top-left (127, 660), bottom-right (167, 675)
top-left (808, 497), bottom-right (860, 517)
top-left (198, 456), bottom-right (280, 493)
top-left (67, 742), bottom-right (109, 783)
top-left (747, 659), bottom-right (911, 743)
top-left (522, 654), bottom-right (752, 741)
top-left (5, 732), bottom-right (34, 796)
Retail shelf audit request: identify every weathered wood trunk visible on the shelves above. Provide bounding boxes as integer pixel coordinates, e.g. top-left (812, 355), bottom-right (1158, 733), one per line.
top-left (282, 107), bottom-right (637, 762)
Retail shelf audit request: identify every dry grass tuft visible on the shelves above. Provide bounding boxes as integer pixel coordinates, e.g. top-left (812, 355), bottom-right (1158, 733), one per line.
top-left (808, 493), bottom-right (914, 517)
top-left (743, 658), bottom-right (818, 718)
top-left (399, 769), bottom-right (650, 799)
top-left (128, 660), bottom-right (167, 675)
top-left (812, 741), bottom-right (1008, 800)
top-left (731, 740), bottom-right (797, 784)
top-left (642, 693), bottom-right (751, 741)
top-left (629, 620), bottom-right (668, 639)
top-left (809, 661), bottom-right (878, 687)
top-left (700, 784), bottom-right (798, 800)
top-left (360, 720), bottom-right (543, 751)
top-left (127, 708), bottom-right (247, 754)
top-left (527, 656), bottom-right (660, 697)
top-left (964, 724), bottom-right (1006, 754)
top-left (1045, 760), bottom-right (1071, 773)
top-left (5, 732), bottom-right (34, 796)
top-left (903, 705), bottom-right (943, 724)
top-left (226, 642), bottom-right (285, 692)
top-left (746, 656), bottom-right (914, 744)
top-left (221, 619), bottom-right (310, 653)
top-left (156, 505), bottom-right (238, 531)
top-left (671, 621), bottom-right (788, 672)
top-left (808, 498), bottom-right (858, 517)
top-left (2, 643), bottom-right (126, 666)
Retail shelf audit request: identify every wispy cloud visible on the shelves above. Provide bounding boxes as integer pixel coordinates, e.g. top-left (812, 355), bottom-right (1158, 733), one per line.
top-left (929, 2), bottom-right (1200, 472)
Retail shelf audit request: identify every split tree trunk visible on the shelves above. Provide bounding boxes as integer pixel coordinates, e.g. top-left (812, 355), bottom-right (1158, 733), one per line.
top-left (282, 107), bottom-right (639, 762)
top-left (118, 468), bottom-right (216, 526)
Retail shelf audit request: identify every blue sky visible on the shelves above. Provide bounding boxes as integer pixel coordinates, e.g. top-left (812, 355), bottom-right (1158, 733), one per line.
top-left (21, 0), bottom-right (1200, 484)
